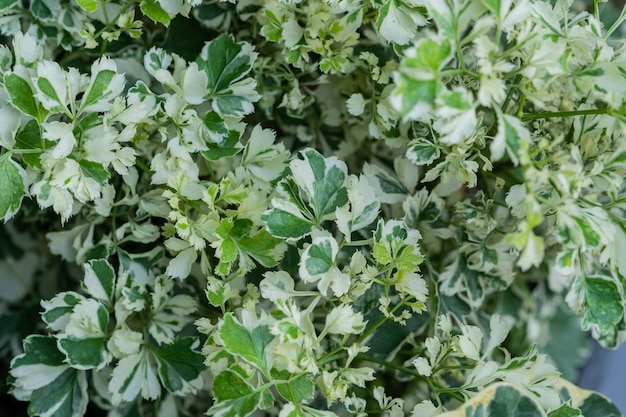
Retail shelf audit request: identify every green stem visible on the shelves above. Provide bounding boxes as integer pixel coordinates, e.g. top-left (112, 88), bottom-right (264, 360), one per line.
top-left (502, 74), bottom-right (523, 113)
top-left (521, 107), bottom-right (609, 121)
top-left (605, 8), bottom-right (626, 40)
top-left (354, 301), bottom-right (404, 344)
top-left (356, 354), bottom-right (423, 379)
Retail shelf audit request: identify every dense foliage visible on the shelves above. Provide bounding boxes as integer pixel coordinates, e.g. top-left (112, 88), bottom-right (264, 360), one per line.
top-left (1, 0), bottom-right (625, 416)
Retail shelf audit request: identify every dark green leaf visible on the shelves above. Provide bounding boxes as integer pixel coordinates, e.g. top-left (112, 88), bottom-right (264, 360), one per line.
top-left (58, 337), bottom-right (110, 370)
top-left (201, 130), bottom-right (242, 161)
top-left (83, 259), bottom-right (115, 305)
top-left (12, 335), bottom-right (65, 367)
top-left (579, 393), bottom-right (621, 417)
top-left (236, 229), bottom-right (284, 268)
top-left (79, 159), bottom-right (110, 184)
top-left (262, 209), bottom-right (314, 240)
top-left (197, 34), bottom-right (252, 93)
top-left (82, 70), bottom-right (116, 109)
top-left (28, 368), bottom-right (88, 417)
top-left (5, 74), bottom-right (41, 118)
top-left (153, 337), bottom-right (206, 395)
top-left (548, 404), bottom-right (581, 417)
top-left (0, 0), bottom-right (18, 11)
top-left (29, 0), bottom-right (52, 20)
top-left (15, 120), bottom-right (48, 168)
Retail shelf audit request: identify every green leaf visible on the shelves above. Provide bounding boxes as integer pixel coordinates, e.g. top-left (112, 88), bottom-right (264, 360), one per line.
top-left (213, 92), bottom-right (258, 118)
top-left (277, 177), bottom-right (314, 219)
top-left (0, 154), bottom-right (27, 222)
top-left (41, 292), bottom-right (83, 331)
top-left (548, 404), bottom-right (581, 417)
top-left (82, 70), bottom-right (116, 109)
top-left (11, 335), bottom-right (65, 368)
top-left (153, 337), bottom-right (206, 395)
top-left (582, 276), bottom-right (624, 337)
top-left (573, 217), bottom-right (601, 247)
top-left (302, 238), bottom-right (334, 276)
top-left (262, 208), bottom-right (314, 240)
top-left (75, 0), bottom-right (98, 13)
top-left (438, 383), bottom-right (546, 417)
top-left (109, 349), bottom-right (160, 405)
top-left (396, 76), bottom-right (443, 118)
top-left (203, 111), bottom-right (230, 142)
top-left (10, 336), bottom-right (89, 417)
top-left (0, 0), bottom-right (18, 11)
top-left (36, 77), bottom-right (63, 110)
top-left (425, 1), bottom-right (456, 39)
top-left (201, 130), bottom-right (243, 161)
top-left (219, 313), bottom-right (274, 372)
top-left (407, 139), bottom-right (440, 166)
top-left (58, 336), bottom-right (111, 370)
top-left (236, 229), bottom-right (284, 268)
top-left (196, 34), bottom-right (259, 117)
top-left (28, 368), bottom-right (88, 417)
top-left (140, 0), bottom-right (171, 25)
top-left (578, 393), bottom-right (621, 417)
top-left (197, 34), bottom-right (254, 93)
top-left (291, 148), bottom-right (348, 221)
top-left (273, 371), bottom-right (315, 404)
top-left (15, 120), bottom-right (49, 168)
top-left (83, 259), bottom-right (115, 306)
top-left (491, 110), bottom-right (530, 165)
top-left (404, 38), bottom-right (452, 72)
top-left (84, 244), bottom-right (111, 262)
top-left (540, 303), bottom-right (590, 381)
top-left (481, 0), bottom-right (502, 20)
top-left (30, 0), bottom-right (52, 20)
top-left (5, 74), bottom-right (42, 119)
top-left (209, 370), bottom-right (260, 417)
top-left (557, 379), bottom-right (621, 417)
top-left (79, 159), bottom-right (110, 184)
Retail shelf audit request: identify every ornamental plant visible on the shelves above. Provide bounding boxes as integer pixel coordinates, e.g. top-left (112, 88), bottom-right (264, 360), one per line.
top-left (1, 0), bottom-right (626, 416)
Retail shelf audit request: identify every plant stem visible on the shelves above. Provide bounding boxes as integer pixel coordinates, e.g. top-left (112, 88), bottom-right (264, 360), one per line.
top-left (354, 301), bottom-right (404, 344)
top-left (521, 107), bottom-right (609, 121)
top-left (356, 353), bottom-right (423, 379)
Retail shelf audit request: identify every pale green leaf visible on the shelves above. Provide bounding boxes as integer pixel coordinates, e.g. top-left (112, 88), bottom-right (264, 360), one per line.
top-left (582, 275), bottom-right (624, 337)
top-left (140, 0), bottom-right (171, 25)
top-left (218, 313), bottom-right (274, 372)
top-left (490, 110), bottom-right (530, 165)
top-left (208, 370), bottom-right (260, 417)
top-left (0, 154), bottom-right (27, 222)
top-left (273, 371), bottom-right (315, 404)
top-left (75, 0), bottom-right (98, 12)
